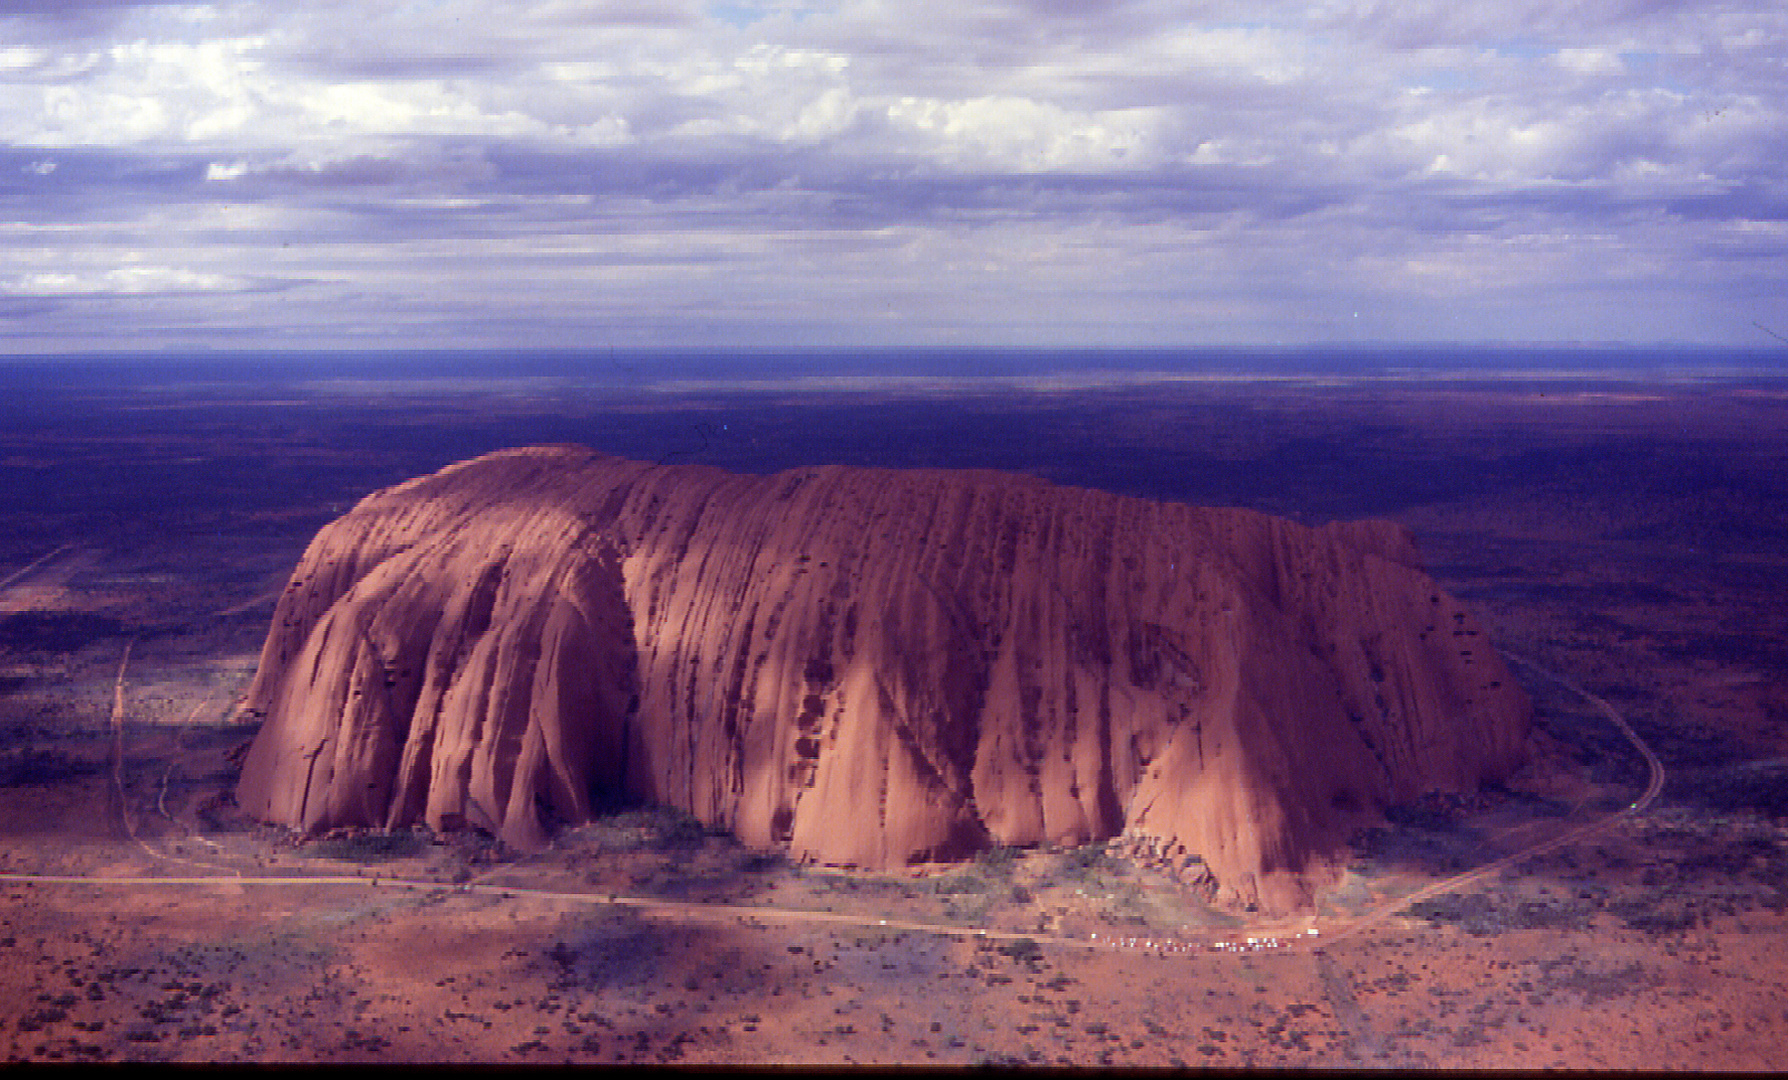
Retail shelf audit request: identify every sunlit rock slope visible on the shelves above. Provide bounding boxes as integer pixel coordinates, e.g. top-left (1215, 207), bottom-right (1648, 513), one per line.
top-left (235, 445), bottom-right (1529, 911)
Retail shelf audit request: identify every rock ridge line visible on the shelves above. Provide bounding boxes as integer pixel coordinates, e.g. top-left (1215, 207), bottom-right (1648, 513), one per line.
top-left (235, 445), bottom-right (1530, 911)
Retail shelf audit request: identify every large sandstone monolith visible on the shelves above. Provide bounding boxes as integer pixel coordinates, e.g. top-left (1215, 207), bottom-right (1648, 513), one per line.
top-left (235, 445), bottom-right (1529, 911)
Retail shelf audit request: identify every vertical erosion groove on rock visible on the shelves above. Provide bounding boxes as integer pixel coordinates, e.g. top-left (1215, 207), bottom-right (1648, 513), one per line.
top-left (234, 445), bottom-right (1530, 912)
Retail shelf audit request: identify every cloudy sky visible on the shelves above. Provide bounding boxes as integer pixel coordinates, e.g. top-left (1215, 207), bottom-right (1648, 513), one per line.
top-left (2, 1), bottom-right (1784, 352)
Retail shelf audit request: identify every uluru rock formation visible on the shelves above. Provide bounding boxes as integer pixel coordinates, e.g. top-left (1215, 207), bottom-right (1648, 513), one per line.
top-left (235, 445), bottom-right (1529, 911)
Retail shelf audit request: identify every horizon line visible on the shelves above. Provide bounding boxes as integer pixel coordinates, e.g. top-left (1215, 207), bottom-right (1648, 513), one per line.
top-left (3, 340), bottom-right (1786, 361)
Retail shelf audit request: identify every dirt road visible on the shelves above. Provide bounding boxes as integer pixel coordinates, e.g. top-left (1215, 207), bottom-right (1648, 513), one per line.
top-left (1311, 649), bottom-right (1665, 949)
top-left (1, 646), bottom-right (1664, 960)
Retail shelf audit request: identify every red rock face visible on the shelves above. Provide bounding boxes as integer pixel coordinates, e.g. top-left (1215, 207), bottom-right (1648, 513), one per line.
top-left (235, 445), bottom-right (1529, 911)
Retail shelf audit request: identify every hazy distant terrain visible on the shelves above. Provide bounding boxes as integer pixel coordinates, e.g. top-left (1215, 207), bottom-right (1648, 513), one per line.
top-left (3, 350), bottom-right (1788, 1066)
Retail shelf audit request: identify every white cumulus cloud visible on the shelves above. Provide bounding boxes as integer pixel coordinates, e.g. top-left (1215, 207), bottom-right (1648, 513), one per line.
top-left (0, 0), bottom-right (1782, 348)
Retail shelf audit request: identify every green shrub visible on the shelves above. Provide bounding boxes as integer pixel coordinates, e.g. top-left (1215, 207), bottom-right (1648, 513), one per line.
top-left (1060, 842), bottom-right (1114, 876)
top-left (975, 844), bottom-right (1021, 876)
top-left (304, 830), bottom-right (427, 862)
top-left (591, 804), bottom-right (719, 850)
top-left (931, 871), bottom-right (989, 895)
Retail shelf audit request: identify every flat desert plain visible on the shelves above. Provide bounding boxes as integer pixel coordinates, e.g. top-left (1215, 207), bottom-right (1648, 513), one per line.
top-left (3, 367), bottom-right (1787, 1066)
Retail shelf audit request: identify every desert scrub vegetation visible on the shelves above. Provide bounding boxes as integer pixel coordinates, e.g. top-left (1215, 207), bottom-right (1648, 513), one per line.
top-left (579, 804), bottom-right (721, 851)
top-left (930, 845), bottom-right (1023, 897)
top-left (0, 609), bottom-right (125, 652)
top-left (1605, 900), bottom-right (1702, 936)
top-left (301, 828), bottom-right (428, 862)
top-left (1408, 890), bottom-right (1597, 935)
top-left (973, 843), bottom-right (1022, 877)
top-left (927, 868), bottom-right (1000, 924)
top-left (0, 747), bottom-right (103, 787)
top-left (929, 869), bottom-right (991, 896)
top-left (1057, 840), bottom-right (1118, 878)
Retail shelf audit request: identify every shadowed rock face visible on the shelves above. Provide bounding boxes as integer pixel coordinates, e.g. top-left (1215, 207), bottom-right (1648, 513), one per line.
top-left (235, 445), bottom-right (1529, 911)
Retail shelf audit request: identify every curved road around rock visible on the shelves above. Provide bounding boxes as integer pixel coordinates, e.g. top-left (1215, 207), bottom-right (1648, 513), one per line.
top-left (2, 643), bottom-right (1666, 960)
top-left (1310, 649), bottom-right (1665, 949)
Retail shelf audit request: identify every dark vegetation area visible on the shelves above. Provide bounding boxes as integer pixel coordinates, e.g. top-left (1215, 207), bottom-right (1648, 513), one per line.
top-left (0, 719), bottom-right (105, 788)
top-left (1672, 765), bottom-right (1788, 820)
top-left (3, 919), bottom-right (348, 1062)
top-left (1347, 787), bottom-right (1514, 878)
top-left (300, 831), bottom-right (430, 863)
top-left (0, 612), bottom-right (123, 653)
top-left (0, 747), bottom-right (103, 788)
top-left (4, 365), bottom-right (1785, 563)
